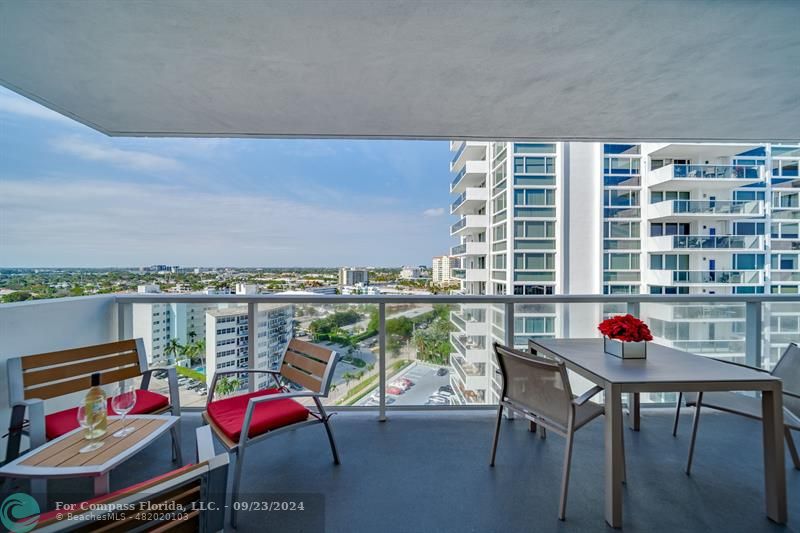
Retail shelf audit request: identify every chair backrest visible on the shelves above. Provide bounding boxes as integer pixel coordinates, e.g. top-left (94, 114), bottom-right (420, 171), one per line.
top-left (494, 342), bottom-right (574, 428)
top-left (771, 342), bottom-right (800, 416)
top-left (279, 339), bottom-right (338, 395)
top-left (8, 339), bottom-right (147, 403)
top-left (36, 426), bottom-right (228, 532)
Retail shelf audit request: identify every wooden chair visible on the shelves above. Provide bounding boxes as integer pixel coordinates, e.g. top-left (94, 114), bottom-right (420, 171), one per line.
top-left (5, 339), bottom-right (182, 466)
top-left (490, 342), bottom-right (614, 520)
top-left (202, 338), bottom-right (340, 528)
top-left (34, 426), bottom-right (228, 532)
top-left (673, 342), bottom-right (800, 473)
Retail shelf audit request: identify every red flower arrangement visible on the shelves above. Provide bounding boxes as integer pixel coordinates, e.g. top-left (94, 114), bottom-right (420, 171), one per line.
top-left (598, 314), bottom-right (653, 343)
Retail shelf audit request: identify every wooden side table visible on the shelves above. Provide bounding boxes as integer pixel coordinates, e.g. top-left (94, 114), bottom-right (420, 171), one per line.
top-left (0, 415), bottom-right (179, 508)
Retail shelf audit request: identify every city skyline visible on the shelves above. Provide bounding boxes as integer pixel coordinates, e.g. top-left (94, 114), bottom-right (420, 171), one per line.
top-left (0, 87), bottom-right (454, 267)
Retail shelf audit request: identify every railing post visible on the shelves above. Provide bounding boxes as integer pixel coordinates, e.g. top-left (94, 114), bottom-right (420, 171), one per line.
top-left (248, 302), bottom-right (256, 393)
top-left (378, 303), bottom-right (387, 422)
top-left (745, 301), bottom-right (762, 369)
top-left (116, 301), bottom-right (132, 341)
top-left (503, 302), bottom-right (514, 347)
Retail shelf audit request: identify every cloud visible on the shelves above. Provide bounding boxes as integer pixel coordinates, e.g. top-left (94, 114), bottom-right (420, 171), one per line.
top-left (51, 136), bottom-right (183, 172)
top-left (0, 178), bottom-right (451, 267)
top-left (0, 91), bottom-right (75, 123)
top-left (423, 207), bottom-right (445, 217)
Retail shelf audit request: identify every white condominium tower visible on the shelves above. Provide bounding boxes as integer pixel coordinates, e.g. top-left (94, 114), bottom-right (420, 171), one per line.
top-left (432, 255), bottom-right (455, 285)
top-left (339, 267), bottom-right (369, 287)
top-left (205, 304), bottom-right (294, 392)
top-left (449, 141), bottom-right (800, 405)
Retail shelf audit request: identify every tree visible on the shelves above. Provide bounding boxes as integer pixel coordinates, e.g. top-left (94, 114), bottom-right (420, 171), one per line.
top-left (215, 376), bottom-right (240, 397)
top-left (1, 291), bottom-right (33, 303)
top-left (164, 338), bottom-right (182, 364)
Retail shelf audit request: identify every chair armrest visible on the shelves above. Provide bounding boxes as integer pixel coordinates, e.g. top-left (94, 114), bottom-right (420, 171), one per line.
top-left (573, 385), bottom-right (604, 406)
top-left (142, 365), bottom-right (182, 416)
top-left (238, 391), bottom-right (322, 448)
top-left (206, 369), bottom-right (284, 404)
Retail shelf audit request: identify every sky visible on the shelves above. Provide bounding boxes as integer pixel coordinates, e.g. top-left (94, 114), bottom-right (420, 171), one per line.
top-left (0, 87), bottom-right (454, 268)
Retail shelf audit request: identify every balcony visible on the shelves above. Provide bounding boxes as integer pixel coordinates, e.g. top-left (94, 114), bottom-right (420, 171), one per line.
top-left (451, 267), bottom-right (487, 282)
top-left (648, 199), bottom-right (763, 222)
top-left (1, 293), bottom-right (799, 531)
top-left (450, 141), bottom-right (487, 173)
top-left (648, 234), bottom-right (763, 252)
top-left (450, 214), bottom-right (488, 236)
top-left (649, 164), bottom-right (764, 190)
top-left (648, 269), bottom-right (764, 286)
top-left (450, 160), bottom-right (489, 194)
top-left (450, 186), bottom-right (488, 215)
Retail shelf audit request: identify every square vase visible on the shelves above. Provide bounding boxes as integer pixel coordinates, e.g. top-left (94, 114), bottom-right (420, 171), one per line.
top-left (604, 337), bottom-right (647, 359)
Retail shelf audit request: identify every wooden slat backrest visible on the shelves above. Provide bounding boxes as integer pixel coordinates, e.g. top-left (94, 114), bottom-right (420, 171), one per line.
top-left (280, 339), bottom-right (336, 394)
top-left (19, 339), bottom-right (144, 401)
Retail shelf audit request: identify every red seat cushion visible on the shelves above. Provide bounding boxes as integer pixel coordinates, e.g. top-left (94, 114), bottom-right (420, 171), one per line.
top-left (38, 463), bottom-right (198, 523)
top-left (206, 388), bottom-right (310, 442)
top-left (45, 389), bottom-right (170, 440)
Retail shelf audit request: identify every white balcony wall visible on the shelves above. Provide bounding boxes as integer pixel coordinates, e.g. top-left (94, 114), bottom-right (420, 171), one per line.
top-left (0, 295), bottom-right (118, 457)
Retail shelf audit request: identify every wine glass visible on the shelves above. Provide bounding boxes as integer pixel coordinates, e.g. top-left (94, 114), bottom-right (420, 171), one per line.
top-left (76, 405), bottom-right (105, 453)
top-left (112, 380), bottom-right (137, 437)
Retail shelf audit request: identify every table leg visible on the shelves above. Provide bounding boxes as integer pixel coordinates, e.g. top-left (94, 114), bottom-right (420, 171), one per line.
top-left (761, 388), bottom-right (787, 523)
top-left (628, 392), bottom-right (640, 431)
top-left (605, 384), bottom-right (624, 528)
top-left (94, 473), bottom-right (110, 496)
top-left (30, 478), bottom-right (47, 510)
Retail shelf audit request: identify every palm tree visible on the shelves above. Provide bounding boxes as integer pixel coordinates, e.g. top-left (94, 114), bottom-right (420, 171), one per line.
top-left (164, 338), bottom-right (182, 365)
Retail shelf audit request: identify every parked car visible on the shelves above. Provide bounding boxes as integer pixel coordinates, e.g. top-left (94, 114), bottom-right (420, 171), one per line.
top-left (389, 380), bottom-right (410, 391)
top-left (436, 367), bottom-right (449, 376)
top-left (438, 385), bottom-right (454, 394)
top-left (386, 386), bottom-right (404, 395)
top-left (399, 378), bottom-right (414, 387)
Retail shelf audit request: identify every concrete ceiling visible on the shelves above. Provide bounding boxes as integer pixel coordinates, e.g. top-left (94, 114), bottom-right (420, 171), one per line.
top-left (1, 0), bottom-right (799, 142)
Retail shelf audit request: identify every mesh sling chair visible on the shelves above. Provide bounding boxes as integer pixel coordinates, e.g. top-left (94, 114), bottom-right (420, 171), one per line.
top-left (489, 342), bottom-right (621, 520)
top-left (673, 342), bottom-right (800, 473)
top-left (202, 339), bottom-right (340, 528)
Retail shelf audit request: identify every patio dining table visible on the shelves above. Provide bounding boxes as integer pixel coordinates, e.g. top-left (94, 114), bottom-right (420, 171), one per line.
top-left (528, 338), bottom-right (787, 529)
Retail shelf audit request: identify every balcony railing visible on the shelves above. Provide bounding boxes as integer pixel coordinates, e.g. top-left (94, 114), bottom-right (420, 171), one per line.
top-left (1, 292), bottom-right (797, 420)
top-left (450, 167), bottom-right (466, 189)
top-left (451, 192), bottom-right (466, 213)
top-left (672, 164), bottom-right (762, 179)
top-left (669, 234), bottom-right (763, 250)
top-left (672, 270), bottom-right (763, 284)
top-left (450, 141), bottom-right (466, 166)
top-left (450, 218), bottom-right (466, 234)
top-left (657, 199), bottom-right (763, 216)
top-left (450, 243), bottom-right (466, 255)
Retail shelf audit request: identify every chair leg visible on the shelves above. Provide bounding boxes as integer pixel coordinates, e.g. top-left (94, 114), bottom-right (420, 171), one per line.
top-left (529, 420), bottom-right (537, 433)
top-left (672, 392), bottom-right (683, 437)
top-left (621, 425), bottom-right (627, 485)
top-left (559, 429), bottom-right (575, 521)
top-left (490, 405), bottom-right (503, 466)
top-left (4, 405), bottom-right (26, 464)
top-left (230, 447), bottom-right (246, 529)
top-left (315, 398), bottom-right (340, 465)
top-left (540, 426), bottom-right (547, 440)
top-left (785, 427), bottom-right (800, 470)
top-left (685, 392), bottom-right (703, 475)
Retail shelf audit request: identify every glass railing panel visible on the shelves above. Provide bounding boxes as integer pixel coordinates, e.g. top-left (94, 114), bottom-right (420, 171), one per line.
top-left (672, 164), bottom-right (761, 179)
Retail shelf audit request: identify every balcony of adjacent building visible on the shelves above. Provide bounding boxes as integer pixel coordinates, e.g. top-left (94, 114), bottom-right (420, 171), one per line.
top-left (450, 332), bottom-right (488, 362)
top-left (450, 141), bottom-right (487, 173)
top-left (450, 160), bottom-right (489, 194)
top-left (450, 240), bottom-right (488, 257)
top-left (450, 186), bottom-right (488, 215)
top-left (648, 199), bottom-right (764, 222)
top-left (450, 214), bottom-right (489, 236)
top-left (647, 234), bottom-right (764, 253)
top-left (647, 269), bottom-right (764, 286)
top-left (648, 164), bottom-right (765, 190)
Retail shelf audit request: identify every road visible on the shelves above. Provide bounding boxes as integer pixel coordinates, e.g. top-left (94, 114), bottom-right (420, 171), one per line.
top-left (356, 361), bottom-right (450, 406)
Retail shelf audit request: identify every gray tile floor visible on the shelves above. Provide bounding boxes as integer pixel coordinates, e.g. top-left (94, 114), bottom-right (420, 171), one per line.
top-left (4, 409), bottom-right (799, 532)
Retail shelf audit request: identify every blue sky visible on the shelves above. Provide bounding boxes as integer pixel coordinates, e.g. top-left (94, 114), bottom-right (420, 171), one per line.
top-left (0, 87), bottom-right (453, 267)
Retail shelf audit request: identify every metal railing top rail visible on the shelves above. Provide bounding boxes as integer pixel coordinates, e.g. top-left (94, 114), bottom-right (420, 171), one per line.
top-left (113, 293), bottom-right (800, 305)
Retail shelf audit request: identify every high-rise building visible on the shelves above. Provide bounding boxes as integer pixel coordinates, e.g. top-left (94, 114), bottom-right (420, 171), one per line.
top-left (449, 141), bottom-right (800, 405)
top-left (339, 267), bottom-right (369, 286)
top-left (432, 255), bottom-right (455, 285)
top-left (205, 304), bottom-right (293, 392)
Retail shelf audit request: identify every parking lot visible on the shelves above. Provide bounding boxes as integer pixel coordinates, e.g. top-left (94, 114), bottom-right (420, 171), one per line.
top-left (356, 361), bottom-right (451, 406)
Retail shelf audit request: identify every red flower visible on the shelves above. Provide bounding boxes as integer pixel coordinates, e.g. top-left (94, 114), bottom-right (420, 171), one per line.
top-left (598, 314), bottom-right (653, 343)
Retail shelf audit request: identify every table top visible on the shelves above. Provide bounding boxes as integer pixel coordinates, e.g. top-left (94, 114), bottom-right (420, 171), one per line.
top-left (529, 338), bottom-right (781, 392)
top-left (0, 415), bottom-right (178, 478)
